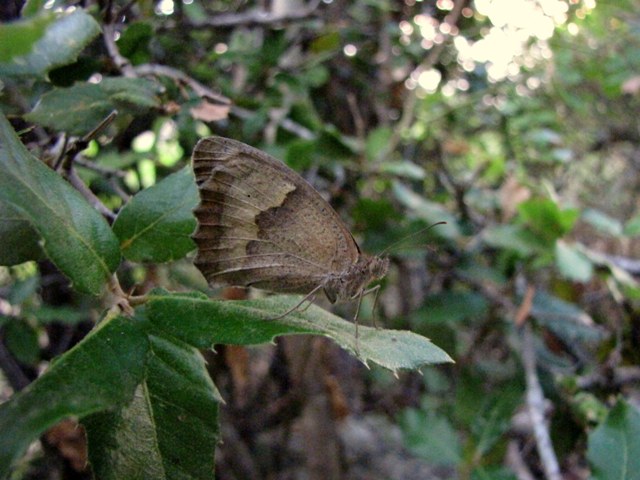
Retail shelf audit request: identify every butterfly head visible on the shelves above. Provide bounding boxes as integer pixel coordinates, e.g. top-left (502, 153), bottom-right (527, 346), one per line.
top-left (369, 256), bottom-right (389, 281)
top-left (323, 255), bottom-right (389, 304)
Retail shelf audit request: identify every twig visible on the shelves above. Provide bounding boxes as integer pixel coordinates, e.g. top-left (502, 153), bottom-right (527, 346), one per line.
top-left (53, 112), bottom-right (119, 220)
top-left (521, 324), bottom-right (562, 480)
top-left (133, 64), bottom-right (315, 138)
top-left (575, 365), bottom-right (640, 389)
top-left (506, 440), bottom-right (536, 480)
top-left (601, 253), bottom-right (640, 276)
top-left (59, 111), bottom-right (118, 172)
top-left (167, 0), bottom-right (323, 29)
top-left (133, 63), bottom-right (231, 105)
top-left (107, 177), bottom-right (131, 203)
top-left (114, 0), bottom-right (137, 19)
top-left (74, 157), bottom-right (127, 178)
top-left (103, 22), bottom-right (135, 77)
top-left (346, 93), bottom-right (366, 148)
top-left (52, 134), bottom-right (70, 170)
top-left (231, 105), bottom-right (316, 140)
top-left (66, 168), bottom-right (116, 221)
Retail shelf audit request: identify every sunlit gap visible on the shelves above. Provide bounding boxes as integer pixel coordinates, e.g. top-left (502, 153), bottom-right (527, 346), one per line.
top-left (400, 0), bottom-right (596, 97)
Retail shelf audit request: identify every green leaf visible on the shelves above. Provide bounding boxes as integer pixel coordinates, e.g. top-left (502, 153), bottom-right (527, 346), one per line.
top-left (0, 9), bottom-right (100, 77)
top-left (518, 198), bottom-right (579, 243)
top-left (0, 315), bottom-right (149, 477)
top-left (116, 22), bottom-right (153, 66)
top-left (0, 113), bottom-right (120, 295)
top-left (0, 201), bottom-right (43, 265)
top-left (284, 138), bottom-right (316, 170)
top-left (555, 241), bottom-right (593, 282)
top-left (29, 305), bottom-right (87, 325)
top-left (469, 389), bottom-right (521, 459)
top-left (399, 402), bottom-right (461, 466)
top-left (21, 0), bottom-right (48, 18)
top-left (4, 318), bottom-right (40, 365)
top-left (113, 168), bottom-right (198, 263)
top-left (583, 208), bottom-right (623, 236)
top-left (146, 291), bottom-right (453, 372)
top-left (531, 291), bottom-right (604, 344)
top-left (587, 399), bottom-right (640, 480)
top-left (418, 291), bottom-right (488, 325)
top-left (392, 182), bottom-right (461, 240)
top-left (482, 224), bottom-right (543, 256)
top-left (366, 127), bottom-right (393, 161)
top-left (25, 77), bottom-right (163, 136)
top-left (378, 160), bottom-right (426, 180)
top-left (623, 214), bottom-right (640, 236)
top-left (84, 335), bottom-right (220, 480)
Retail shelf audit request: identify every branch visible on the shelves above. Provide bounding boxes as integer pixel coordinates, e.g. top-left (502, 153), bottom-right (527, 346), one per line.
top-left (575, 365), bottom-right (640, 389)
top-left (65, 168), bottom-right (116, 221)
top-left (521, 324), bottom-right (562, 480)
top-left (74, 157), bottom-right (127, 179)
top-left (103, 23), bottom-right (135, 77)
top-left (133, 63), bottom-right (231, 105)
top-left (231, 105), bottom-right (316, 140)
top-left (506, 440), bottom-right (536, 480)
top-left (600, 253), bottom-right (640, 276)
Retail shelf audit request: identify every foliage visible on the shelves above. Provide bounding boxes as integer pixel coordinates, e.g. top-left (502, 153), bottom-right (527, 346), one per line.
top-left (1, 0), bottom-right (640, 479)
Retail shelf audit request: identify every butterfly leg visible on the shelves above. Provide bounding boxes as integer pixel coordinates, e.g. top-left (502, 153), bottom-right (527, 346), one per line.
top-left (268, 283), bottom-right (324, 320)
top-left (353, 284), bottom-right (381, 326)
top-left (298, 293), bottom-right (318, 312)
top-left (368, 284), bottom-right (382, 329)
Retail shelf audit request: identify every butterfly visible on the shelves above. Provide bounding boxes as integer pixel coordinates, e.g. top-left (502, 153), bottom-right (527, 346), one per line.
top-left (191, 136), bottom-right (388, 320)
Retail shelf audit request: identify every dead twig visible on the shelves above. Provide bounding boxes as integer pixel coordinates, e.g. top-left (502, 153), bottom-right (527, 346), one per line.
top-left (133, 63), bottom-right (231, 105)
top-left (506, 440), bottom-right (536, 480)
top-left (521, 323), bottom-right (562, 480)
top-left (73, 157), bottom-right (127, 179)
top-left (575, 365), bottom-right (640, 389)
top-left (65, 168), bottom-right (116, 220)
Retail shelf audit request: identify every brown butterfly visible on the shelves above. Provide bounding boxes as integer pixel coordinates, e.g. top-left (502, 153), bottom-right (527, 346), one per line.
top-left (191, 136), bottom-right (389, 320)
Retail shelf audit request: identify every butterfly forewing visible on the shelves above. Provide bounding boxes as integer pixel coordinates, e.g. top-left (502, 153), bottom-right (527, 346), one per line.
top-left (192, 136), bottom-right (360, 293)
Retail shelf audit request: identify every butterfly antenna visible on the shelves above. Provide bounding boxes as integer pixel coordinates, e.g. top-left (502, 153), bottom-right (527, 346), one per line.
top-left (377, 221), bottom-right (447, 256)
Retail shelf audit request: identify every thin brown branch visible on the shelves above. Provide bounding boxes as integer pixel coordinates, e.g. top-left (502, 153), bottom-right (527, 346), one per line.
top-left (134, 64), bottom-right (316, 140)
top-left (133, 63), bottom-right (231, 105)
top-left (346, 93), bottom-right (366, 148)
top-left (103, 23), bottom-right (135, 77)
top-left (521, 324), bottom-right (562, 480)
top-left (230, 105), bottom-right (316, 140)
top-left (74, 157), bottom-right (127, 178)
top-left (59, 111), bottom-right (118, 172)
top-left (575, 365), bottom-right (640, 389)
top-left (65, 168), bottom-right (116, 221)
top-left (506, 440), bottom-right (536, 480)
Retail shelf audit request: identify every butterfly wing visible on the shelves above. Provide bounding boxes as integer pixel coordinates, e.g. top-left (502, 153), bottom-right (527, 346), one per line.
top-left (192, 136), bottom-right (360, 293)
